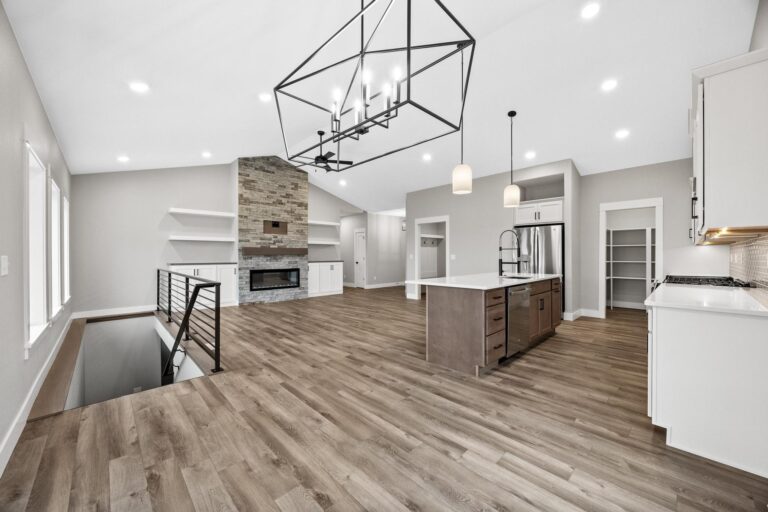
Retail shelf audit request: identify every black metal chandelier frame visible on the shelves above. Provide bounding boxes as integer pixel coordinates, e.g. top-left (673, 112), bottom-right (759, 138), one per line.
top-left (273, 0), bottom-right (476, 172)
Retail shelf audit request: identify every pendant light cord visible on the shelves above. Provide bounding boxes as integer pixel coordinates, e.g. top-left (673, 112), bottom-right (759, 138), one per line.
top-left (509, 110), bottom-right (516, 185)
top-left (460, 49), bottom-right (465, 164)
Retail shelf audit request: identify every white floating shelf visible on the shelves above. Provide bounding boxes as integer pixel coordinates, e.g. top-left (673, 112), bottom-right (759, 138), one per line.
top-left (420, 234), bottom-right (445, 239)
top-left (308, 239), bottom-right (341, 245)
top-left (308, 220), bottom-right (341, 227)
top-left (610, 244), bottom-right (646, 247)
top-left (169, 208), bottom-right (236, 219)
top-left (606, 276), bottom-right (646, 280)
top-left (169, 235), bottom-right (236, 242)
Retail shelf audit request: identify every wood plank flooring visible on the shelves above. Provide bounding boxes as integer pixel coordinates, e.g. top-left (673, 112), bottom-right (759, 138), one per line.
top-left (1, 287), bottom-right (766, 511)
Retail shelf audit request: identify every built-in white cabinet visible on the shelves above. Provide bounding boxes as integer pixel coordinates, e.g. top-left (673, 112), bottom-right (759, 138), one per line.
top-left (168, 263), bottom-right (238, 306)
top-left (691, 50), bottom-right (768, 243)
top-left (514, 199), bottom-right (563, 226)
top-left (308, 262), bottom-right (343, 297)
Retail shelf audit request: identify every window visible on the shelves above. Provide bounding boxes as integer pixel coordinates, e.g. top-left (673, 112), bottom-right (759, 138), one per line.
top-left (27, 145), bottom-right (47, 344)
top-left (51, 180), bottom-right (62, 316)
top-left (63, 196), bottom-right (70, 302)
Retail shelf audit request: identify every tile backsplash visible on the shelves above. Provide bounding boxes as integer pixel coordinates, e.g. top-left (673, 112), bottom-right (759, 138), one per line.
top-left (730, 235), bottom-right (768, 288)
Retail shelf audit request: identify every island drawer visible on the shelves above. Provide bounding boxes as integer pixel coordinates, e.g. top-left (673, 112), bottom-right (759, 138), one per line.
top-left (530, 280), bottom-right (552, 295)
top-left (485, 304), bottom-right (506, 335)
top-left (485, 289), bottom-right (506, 307)
top-left (551, 278), bottom-right (561, 290)
top-left (486, 330), bottom-right (506, 364)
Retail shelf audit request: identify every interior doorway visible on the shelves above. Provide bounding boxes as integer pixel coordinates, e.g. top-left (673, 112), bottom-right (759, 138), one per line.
top-left (598, 198), bottom-right (663, 318)
top-left (413, 215), bottom-right (450, 298)
top-left (353, 229), bottom-right (366, 288)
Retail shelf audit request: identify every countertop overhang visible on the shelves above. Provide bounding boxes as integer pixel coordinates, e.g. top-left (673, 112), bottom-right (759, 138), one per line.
top-left (644, 283), bottom-right (768, 317)
top-left (406, 273), bottom-right (561, 291)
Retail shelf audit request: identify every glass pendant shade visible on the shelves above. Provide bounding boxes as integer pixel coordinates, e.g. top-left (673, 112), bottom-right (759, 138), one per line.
top-left (452, 163), bottom-right (473, 194)
top-left (503, 183), bottom-right (521, 207)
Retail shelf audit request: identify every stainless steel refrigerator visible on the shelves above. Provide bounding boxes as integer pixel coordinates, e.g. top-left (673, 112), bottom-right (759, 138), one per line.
top-left (516, 224), bottom-right (564, 312)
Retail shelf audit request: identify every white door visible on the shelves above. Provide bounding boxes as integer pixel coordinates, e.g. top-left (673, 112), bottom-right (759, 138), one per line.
top-left (216, 265), bottom-right (238, 305)
top-left (515, 204), bottom-right (538, 225)
top-left (308, 263), bottom-right (320, 294)
top-left (354, 230), bottom-right (366, 288)
top-left (538, 200), bottom-right (563, 223)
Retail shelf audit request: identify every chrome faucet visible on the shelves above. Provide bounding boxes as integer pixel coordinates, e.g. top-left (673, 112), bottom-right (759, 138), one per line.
top-left (498, 229), bottom-right (521, 276)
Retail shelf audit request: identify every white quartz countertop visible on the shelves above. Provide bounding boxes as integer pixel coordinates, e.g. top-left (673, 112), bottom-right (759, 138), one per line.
top-left (645, 283), bottom-right (768, 317)
top-left (405, 273), bottom-right (560, 291)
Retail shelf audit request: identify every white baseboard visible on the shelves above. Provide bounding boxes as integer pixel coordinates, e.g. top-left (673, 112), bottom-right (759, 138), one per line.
top-left (364, 281), bottom-right (404, 290)
top-left (406, 292), bottom-right (420, 300)
top-left (609, 301), bottom-right (646, 310)
top-left (343, 281), bottom-right (355, 288)
top-left (0, 314), bottom-right (72, 476)
top-left (308, 290), bottom-right (343, 298)
top-left (563, 310), bottom-right (581, 321)
top-left (72, 304), bottom-right (157, 320)
top-left (580, 308), bottom-right (604, 319)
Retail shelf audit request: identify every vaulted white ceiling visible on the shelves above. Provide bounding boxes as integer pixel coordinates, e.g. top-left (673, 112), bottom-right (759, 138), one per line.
top-left (4, 0), bottom-right (758, 211)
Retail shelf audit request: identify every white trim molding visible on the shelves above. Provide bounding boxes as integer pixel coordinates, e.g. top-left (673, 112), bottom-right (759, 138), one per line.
top-left (71, 304), bottom-right (157, 320)
top-left (364, 281), bottom-right (405, 289)
top-left (0, 314), bottom-right (72, 475)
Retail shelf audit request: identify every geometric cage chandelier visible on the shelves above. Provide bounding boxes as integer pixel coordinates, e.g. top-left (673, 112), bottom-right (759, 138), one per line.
top-left (274, 0), bottom-right (475, 173)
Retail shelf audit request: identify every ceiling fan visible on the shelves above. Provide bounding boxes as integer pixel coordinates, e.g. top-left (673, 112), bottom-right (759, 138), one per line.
top-left (314, 131), bottom-right (353, 172)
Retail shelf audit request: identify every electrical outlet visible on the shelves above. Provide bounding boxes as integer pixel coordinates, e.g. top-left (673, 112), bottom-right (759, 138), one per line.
top-left (0, 255), bottom-right (8, 276)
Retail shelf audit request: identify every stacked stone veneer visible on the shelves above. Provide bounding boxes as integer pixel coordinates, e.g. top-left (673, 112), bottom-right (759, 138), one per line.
top-left (238, 156), bottom-right (308, 303)
top-left (730, 234), bottom-right (768, 289)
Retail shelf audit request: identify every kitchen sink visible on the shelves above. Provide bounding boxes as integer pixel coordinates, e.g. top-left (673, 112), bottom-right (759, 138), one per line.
top-left (502, 275), bottom-right (533, 280)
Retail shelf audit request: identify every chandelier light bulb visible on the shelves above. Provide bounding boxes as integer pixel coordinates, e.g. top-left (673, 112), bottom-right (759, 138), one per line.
top-left (354, 99), bottom-right (362, 124)
top-left (392, 67), bottom-right (402, 80)
top-left (332, 88), bottom-right (342, 102)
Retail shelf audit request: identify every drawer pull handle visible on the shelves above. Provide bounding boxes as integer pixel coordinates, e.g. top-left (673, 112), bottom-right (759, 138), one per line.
top-left (492, 316), bottom-right (503, 321)
top-left (492, 344), bottom-right (503, 350)
top-left (492, 295), bottom-right (503, 300)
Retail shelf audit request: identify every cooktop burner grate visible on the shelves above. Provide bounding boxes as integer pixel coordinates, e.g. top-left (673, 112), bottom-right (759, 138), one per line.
top-left (664, 275), bottom-right (751, 287)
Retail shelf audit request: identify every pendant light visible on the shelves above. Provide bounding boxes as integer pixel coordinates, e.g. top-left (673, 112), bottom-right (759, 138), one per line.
top-left (452, 48), bottom-right (472, 195)
top-left (503, 110), bottom-right (521, 208)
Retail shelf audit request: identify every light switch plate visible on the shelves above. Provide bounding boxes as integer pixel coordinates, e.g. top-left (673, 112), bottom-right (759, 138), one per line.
top-left (0, 255), bottom-right (8, 276)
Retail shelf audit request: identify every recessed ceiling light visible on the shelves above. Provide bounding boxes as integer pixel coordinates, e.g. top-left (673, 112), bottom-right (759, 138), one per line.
top-left (581, 2), bottom-right (600, 19)
top-left (601, 78), bottom-right (618, 92)
top-left (615, 129), bottom-right (630, 140)
top-left (117, 155), bottom-right (130, 163)
top-left (202, 151), bottom-right (212, 159)
top-left (258, 92), bottom-right (272, 103)
top-left (339, 179), bottom-right (347, 187)
top-left (128, 81), bottom-right (150, 94)
top-left (422, 153), bottom-right (432, 162)
top-left (524, 150), bottom-right (536, 160)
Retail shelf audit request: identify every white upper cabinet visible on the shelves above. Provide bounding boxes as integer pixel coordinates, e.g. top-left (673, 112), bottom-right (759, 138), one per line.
top-left (692, 50), bottom-right (768, 243)
top-left (514, 199), bottom-right (563, 226)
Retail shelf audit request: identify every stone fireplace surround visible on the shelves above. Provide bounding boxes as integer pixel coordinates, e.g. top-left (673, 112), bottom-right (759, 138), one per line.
top-left (238, 156), bottom-right (308, 303)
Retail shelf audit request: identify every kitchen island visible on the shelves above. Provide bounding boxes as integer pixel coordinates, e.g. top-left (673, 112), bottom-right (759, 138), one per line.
top-left (406, 273), bottom-right (561, 376)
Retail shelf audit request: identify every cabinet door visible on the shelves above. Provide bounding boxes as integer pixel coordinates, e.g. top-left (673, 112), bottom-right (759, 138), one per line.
top-left (538, 292), bottom-right (552, 334)
top-left (515, 204), bottom-right (538, 225)
top-left (308, 263), bottom-right (320, 294)
top-left (551, 287), bottom-right (562, 327)
top-left (329, 263), bottom-right (343, 292)
top-left (216, 265), bottom-right (238, 305)
top-left (196, 265), bottom-right (217, 281)
top-left (170, 265), bottom-right (195, 277)
top-left (319, 263), bottom-right (333, 292)
top-left (704, 59), bottom-right (768, 231)
top-left (538, 201), bottom-right (563, 223)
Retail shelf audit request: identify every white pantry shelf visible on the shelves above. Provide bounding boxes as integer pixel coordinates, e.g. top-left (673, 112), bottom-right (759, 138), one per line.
top-left (169, 208), bottom-right (236, 219)
top-left (308, 220), bottom-right (341, 227)
top-left (169, 235), bottom-right (236, 242)
top-left (420, 234), bottom-right (445, 239)
top-left (308, 239), bottom-right (341, 246)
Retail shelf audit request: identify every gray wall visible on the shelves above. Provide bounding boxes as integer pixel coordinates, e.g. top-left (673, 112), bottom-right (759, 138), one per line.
top-left (579, 158), bottom-right (729, 312)
top-left (308, 184), bottom-right (362, 262)
top-left (0, 3), bottom-right (73, 472)
top-left (366, 213), bottom-right (407, 286)
top-left (72, 164), bottom-right (237, 312)
top-left (751, 0), bottom-right (768, 50)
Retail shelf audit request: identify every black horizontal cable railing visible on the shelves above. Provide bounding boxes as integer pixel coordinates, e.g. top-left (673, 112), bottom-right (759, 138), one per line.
top-left (157, 269), bottom-right (222, 376)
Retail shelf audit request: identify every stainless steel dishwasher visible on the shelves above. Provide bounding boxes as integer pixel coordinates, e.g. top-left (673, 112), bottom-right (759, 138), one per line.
top-left (507, 286), bottom-right (530, 357)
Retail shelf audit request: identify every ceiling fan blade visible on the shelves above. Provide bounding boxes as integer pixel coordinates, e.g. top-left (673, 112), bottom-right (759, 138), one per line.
top-left (324, 151), bottom-right (335, 159)
top-left (323, 164), bottom-right (333, 172)
top-left (326, 159), bottom-right (353, 165)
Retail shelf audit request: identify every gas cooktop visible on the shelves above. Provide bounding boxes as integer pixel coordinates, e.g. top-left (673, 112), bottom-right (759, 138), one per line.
top-left (663, 275), bottom-right (751, 287)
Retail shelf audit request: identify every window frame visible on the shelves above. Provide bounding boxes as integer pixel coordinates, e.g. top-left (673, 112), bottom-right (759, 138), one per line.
top-left (24, 142), bottom-right (49, 350)
top-left (62, 195), bottom-right (70, 303)
top-left (51, 179), bottom-right (62, 317)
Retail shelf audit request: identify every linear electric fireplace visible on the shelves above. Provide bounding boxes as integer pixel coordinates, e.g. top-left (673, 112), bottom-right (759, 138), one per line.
top-left (250, 268), bottom-right (300, 291)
